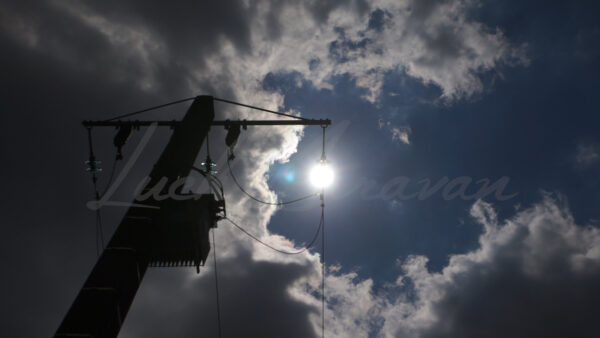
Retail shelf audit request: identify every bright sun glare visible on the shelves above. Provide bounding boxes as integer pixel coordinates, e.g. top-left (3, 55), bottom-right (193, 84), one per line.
top-left (309, 162), bottom-right (334, 189)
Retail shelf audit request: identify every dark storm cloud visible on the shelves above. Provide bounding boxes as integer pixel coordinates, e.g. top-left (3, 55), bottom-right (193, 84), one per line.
top-left (120, 246), bottom-right (319, 338)
top-left (1, 0), bottom-right (259, 98)
top-left (85, 0), bottom-right (254, 59)
top-left (0, 1), bottom-right (322, 336)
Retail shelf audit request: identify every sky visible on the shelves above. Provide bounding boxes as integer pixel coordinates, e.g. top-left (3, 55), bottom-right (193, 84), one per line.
top-left (1, 0), bottom-right (600, 337)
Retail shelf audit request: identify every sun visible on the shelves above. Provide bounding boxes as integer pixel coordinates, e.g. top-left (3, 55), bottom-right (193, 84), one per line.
top-left (309, 161), bottom-right (334, 189)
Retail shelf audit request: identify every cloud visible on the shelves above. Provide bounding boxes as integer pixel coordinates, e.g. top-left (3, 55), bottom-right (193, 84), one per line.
top-left (2, 0), bottom-right (527, 103)
top-left (119, 245), bottom-right (321, 338)
top-left (575, 142), bottom-right (599, 167)
top-left (0, 1), bottom-right (532, 336)
top-left (145, 194), bottom-right (600, 338)
top-left (378, 119), bottom-right (411, 144)
top-left (392, 126), bottom-right (411, 144)
top-left (323, 269), bottom-right (382, 337)
top-left (373, 195), bottom-right (600, 337)
top-left (246, 194), bottom-right (600, 337)
top-left (249, 0), bottom-right (529, 102)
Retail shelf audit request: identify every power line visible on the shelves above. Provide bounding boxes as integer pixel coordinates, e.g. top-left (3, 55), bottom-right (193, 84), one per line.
top-left (94, 151), bottom-right (123, 256)
top-left (192, 167), bottom-right (225, 202)
top-left (321, 192), bottom-right (325, 338)
top-left (212, 230), bottom-right (223, 338)
top-left (214, 97), bottom-right (308, 121)
top-left (90, 94), bottom-right (328, 335)
top-left (95, 208), bottom-right (104, 256)
top-left (224, 212), bottom-right (322, 255)
top-left (227, 158), bottom-right (317, 206)
top-left (320, 126), bottom-right (327, 338)
top-left (85, 127), bottom-right (104, 256)
top-left (104, 97), bottom-right (196, 121)
top-left (224, 207), bottom-right (326, 337)
top-left (101, 152), bottom-right (120, 197)
top-left (191, 128), bottom-right (226, 201)
top-left (102, 95), bottom-right (309, 122)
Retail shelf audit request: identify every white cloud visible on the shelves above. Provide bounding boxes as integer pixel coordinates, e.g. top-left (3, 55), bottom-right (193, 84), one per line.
top-left (576, 142), bottom-right (599, 167)
top-left (376, 195), bottom-right (600, 337)
top-left (273, 0), bottom-right (529, 102)
top-left (323, 270), bottom-right (381, 337)
top-left (392, 126), bottom-right (411, 144)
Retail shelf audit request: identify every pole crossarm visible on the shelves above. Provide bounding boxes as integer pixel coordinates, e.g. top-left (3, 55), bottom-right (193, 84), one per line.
top-left (83, 119), bottom-right (331, 128)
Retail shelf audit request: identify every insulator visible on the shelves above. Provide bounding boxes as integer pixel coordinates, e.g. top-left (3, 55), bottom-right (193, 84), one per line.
top-left (85, 159), bottom-right (102, 173)
top-left (225, 124), bottom-right (241, 148)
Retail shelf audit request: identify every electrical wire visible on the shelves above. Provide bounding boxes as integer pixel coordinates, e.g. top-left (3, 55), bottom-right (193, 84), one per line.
top-left (94, 151), bottom-right (126, 256)
top-left (88, 94), bottom-right (328, 333)
top-left (95, 209), bottom-right (105, 254)
top-left (212, 229), bottom-right (223, 338)
top-left (103, 95), bottom-right (307, 122)
top-left (224, 211), bottom-right (323, 255)
top-left (86, 127), bottom-right (105, 256)
top-left (207, 175), bottom-right (225, 201)
top-left (192, 167), bottom-right (225, 202)
top-left (101, 152), bottom-right (120, 197)
top-left (321, 191), bottom-right (325, 338)
top-left (227, 158), bottom-right (317, 206)
top-left (94, 150), bottom-right (125, 256)
top-left (191, 165), bottom-right (224, 191)
top-left (224, 202), bottom-right (326, 336)
top-left (319, 125), bottom-right (327, 338)
top-left (104, 97), bottom-right (196, 121)
top-left (93, 182), bottom-right (105, 255)
top-left (206, 130), bottom-right (212, 159)
top-left (94, 205), bottom-right (99, 256)
top-left (192, 130), bottom-right (226, 201)
top-left (214, 97), bottom-right (308, 121)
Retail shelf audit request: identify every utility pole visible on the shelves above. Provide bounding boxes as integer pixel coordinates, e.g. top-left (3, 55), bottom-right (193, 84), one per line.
top-left (56, 95), bottom-right (331, 338)
top-left (55, 96), bottom-right (222, 337)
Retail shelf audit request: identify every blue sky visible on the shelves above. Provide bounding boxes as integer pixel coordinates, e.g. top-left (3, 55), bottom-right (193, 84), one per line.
top-left (1, 0), bottom-right (600, 337)
top-left (264, 0), bottom-right (600, 283)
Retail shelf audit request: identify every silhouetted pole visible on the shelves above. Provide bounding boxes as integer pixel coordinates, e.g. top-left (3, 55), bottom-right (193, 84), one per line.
top-left (55, 96), bottom-right (216, 338)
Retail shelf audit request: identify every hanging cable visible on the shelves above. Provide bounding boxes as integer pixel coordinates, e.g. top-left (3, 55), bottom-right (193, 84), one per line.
top-left (94, 214), bottom-right (100, 256)
top-left (85, 127), bottom-right (104, 256)
top-left (320, 125), bottom-right (327, 338)
top-left (100, 152), bottom-right (120, 197)
top-left (224, 212), bottom-right (323, 255)
top-left (206, 130), bottom-right (212, 159)
top-left (214, 97), bottom-right (309, 121)
top-left (202, 131), bottom-right (218, 175)
top-left (191, 129), bottom-right (226, 201)
top-left (95, 210), bottom-right (105, 254)
top-left (223, 114), bottom-right (316, 206)
top-left (321, 126), bottom-right (327, 161)
top-left (321, 190), bottom-right (326, 338)
top-left (212, 230), bottom-right (223, 338)
top-left (207, 173), bottom-right (225, 195)
top-left (192, 167), bottom-right (225, 202)
top-left (227, 158), bottom-right (317, 206)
